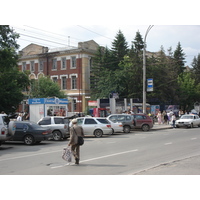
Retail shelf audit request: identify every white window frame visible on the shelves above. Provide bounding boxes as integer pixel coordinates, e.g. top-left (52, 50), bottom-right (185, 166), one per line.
top-left (39, 60), bottom-right (44, 71)
top-left (22, 62), bottom-right (26, 71)
top-left (71, 75), bottom-right (77, 89)
top-left (52, 58), bottom-right (57, 70)
top-left (61, 57), bottom-right (67, 69)
top-left (71, 56), bottom-right (76, 68)
top-left (30, 61), bottom-right (35, 72)
top-left (51, 75), bottom-right (58, 83)
top-left (60, 75), bottom-right (68, 90)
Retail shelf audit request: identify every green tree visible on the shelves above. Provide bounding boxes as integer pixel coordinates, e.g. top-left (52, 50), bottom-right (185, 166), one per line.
top-left (191, 53), bottom-right (200, 84)
top-left (111, 30), bottom-right (129, 70)
top-left (30, 76), bottom-right (66, 98)
top-left (0, 25), bottom-right (30, 113)
top-left (177, 72), bottom-right (197, 110)
top-left (173, 42), bottom-right (186, 75)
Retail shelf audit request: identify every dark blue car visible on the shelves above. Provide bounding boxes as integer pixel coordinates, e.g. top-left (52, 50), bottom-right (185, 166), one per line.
top-left (10, 121), bottom-right (53, 145)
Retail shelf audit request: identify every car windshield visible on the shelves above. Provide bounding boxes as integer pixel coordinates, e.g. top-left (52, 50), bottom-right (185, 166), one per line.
top-left (97, 119), bottom-right (110, 124)
top-left (181, 115), bottom-right (194, 119)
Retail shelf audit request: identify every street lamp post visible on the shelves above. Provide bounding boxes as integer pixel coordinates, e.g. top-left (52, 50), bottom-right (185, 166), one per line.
top-left (143, 25), bottom-right (154, 114)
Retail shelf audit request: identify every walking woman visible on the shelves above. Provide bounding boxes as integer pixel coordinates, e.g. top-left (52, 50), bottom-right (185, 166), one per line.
top-left (68, 118), bottom-right (84, 165)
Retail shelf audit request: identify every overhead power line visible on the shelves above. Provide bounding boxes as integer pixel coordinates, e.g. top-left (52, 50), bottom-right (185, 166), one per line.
top-left (19, 33), bottom-right (68, 46)
top-left (77, 25), bottom-right (113, 40)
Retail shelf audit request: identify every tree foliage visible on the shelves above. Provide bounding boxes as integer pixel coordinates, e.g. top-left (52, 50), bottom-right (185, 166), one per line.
top-left (90, 29), bottom-right (199, 111)
top-left (30, 76), bottom-right (66, 98)
top-left (0, 25), bottom-right (30, 113)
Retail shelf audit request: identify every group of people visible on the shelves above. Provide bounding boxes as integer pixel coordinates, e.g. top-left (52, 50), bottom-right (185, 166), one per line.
top-left (16, 112), bottom-right (29, 121)
top-left (156, 110), bottom-right (182, 128)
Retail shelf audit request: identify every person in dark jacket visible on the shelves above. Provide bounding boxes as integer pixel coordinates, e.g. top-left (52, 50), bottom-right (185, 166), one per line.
top-left (68, 118), bottom-right (84, 165)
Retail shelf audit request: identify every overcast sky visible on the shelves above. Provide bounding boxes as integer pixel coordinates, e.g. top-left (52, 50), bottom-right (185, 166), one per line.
top-left (13, 25), bottom-right (200, 67)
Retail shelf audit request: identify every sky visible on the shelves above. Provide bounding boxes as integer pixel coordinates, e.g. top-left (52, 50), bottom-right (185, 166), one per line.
top-left (11, 24), bottom-right (200, 67)
top-left (3, 0), bottom-right (200, 68)
top-left (12, 25), bottom-right (200, 67)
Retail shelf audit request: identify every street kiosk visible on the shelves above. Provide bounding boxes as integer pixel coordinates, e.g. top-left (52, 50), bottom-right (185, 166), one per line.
top-left (28, 98), bottom-right (68, 123)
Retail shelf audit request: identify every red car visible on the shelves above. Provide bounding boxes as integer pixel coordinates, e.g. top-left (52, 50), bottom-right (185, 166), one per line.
top-left (132, 113), bottom-right (153, 131)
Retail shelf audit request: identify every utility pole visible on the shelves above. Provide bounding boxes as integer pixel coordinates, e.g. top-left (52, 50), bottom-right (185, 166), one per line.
top-left (143, 25), bottom-right (154, 114)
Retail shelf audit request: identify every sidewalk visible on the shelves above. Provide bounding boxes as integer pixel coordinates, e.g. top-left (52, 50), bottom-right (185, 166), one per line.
top-left (152, 123), bottom-right (172, 130)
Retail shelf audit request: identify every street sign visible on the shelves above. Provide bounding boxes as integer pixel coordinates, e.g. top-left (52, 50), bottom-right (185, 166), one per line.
top-left (147, 78), bottom-right (153, 92)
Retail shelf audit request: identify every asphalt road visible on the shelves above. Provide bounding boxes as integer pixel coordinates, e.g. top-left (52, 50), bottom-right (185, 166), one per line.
top-left (1, 127), bottom-right (200, 175)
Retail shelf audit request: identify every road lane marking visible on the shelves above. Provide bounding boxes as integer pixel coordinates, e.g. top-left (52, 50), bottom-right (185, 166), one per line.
top-left (51, 149), bottom-right (139, 169)
top-left (164, 142), bottom-right (172, 145)
top-left (0, 149), bottom-right (62, 162)
top-left (191, 138), bottom-right (197, 140)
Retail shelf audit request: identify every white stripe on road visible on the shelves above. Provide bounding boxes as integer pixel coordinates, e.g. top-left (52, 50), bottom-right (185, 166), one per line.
top-left (164, 142), bottom-right (172, 145)
top-left (51, 149), bottom-right (139, 169)
top-left (0, 149), bottom-right (62, 162)
top-left (191, 138), bottom-right (197, 140)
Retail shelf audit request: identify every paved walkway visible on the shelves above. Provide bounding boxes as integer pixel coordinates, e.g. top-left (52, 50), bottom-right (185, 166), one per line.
top-left (152, 123), bottom-right (172, 130)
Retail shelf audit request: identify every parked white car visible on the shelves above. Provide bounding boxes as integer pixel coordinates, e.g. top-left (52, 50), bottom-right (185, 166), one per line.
top-left (106, 119), bottom-right (123, 134)
top-left (70, 117), bottom-right (112, 137)
top-left (175, 114), bottom-right (200, 128)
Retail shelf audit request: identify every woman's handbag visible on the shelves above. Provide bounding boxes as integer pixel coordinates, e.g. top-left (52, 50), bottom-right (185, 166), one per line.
top-left (62, 147), bottom-right (72, 162)
top-left (73, 128), bottom-right (84, 146)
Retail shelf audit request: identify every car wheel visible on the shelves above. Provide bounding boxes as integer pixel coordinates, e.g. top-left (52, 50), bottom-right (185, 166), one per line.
top-left (24, 135), bottom-right (35, 145)
top-left (142, 124), bottom-right (150, 131)
top-left (52, 130), bottom-right (62, 141)
top-left (94, 129), bottom-right (103, 137)
top-left (123, 126), bottom-right (130, 133)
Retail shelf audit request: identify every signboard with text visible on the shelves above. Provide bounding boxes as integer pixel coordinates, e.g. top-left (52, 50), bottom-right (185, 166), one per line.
top-left (147, 78), bottom-right (153, 92)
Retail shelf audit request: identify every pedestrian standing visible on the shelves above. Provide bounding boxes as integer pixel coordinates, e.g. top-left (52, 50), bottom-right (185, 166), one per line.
top-left (17, 113), bottom-right (22, 121)
top-left (157, 111), bottom-right (162, 125)
top-left (171, 114), bottom-right (176, 128)
top-left (68, 118), bottom-right (84, 165)
top-left (163, 111), bottom-right (168, 124)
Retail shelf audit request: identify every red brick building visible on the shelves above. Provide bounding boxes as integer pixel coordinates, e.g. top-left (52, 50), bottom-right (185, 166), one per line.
top-left (18, 40), bottom-right (99, 115)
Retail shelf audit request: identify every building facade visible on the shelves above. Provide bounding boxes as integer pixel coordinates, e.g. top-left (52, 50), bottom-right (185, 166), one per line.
top-left (18, 40), bottom-right (99, 115)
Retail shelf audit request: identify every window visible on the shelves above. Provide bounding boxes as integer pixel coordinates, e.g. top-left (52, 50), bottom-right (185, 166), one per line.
top-left (135, 115), bottom-right (146, 119)
top-left (61, 57), bottom-right (66, 69)
top-left (97, 119), bottom-right (110, 124)
top-left (71, 56), bottom-right (76, 68)
top-left (61, 76), bottom-right (67, 90)
top-left (22, 62), bottom-right (26, 71)
top-left (52, 58), bottom-right (57, 70)
top-left (30, 61), bottom-right (35, 72)
top-left (38, 117), bottom-right (51, 125)
top-left (71, 75), bottom-right (77, 89)
top-left (52, 77), bottom-right (58, 83)
top-left (109, 115), bottom-right (117, 122)
top-left (51, 76), bottom-right (58, 83)
top-left (54, 118), bottom-right (64, 124)
top-left (39, 60), bottom-right (43, 71)
top-left (125, 116), bottom-right (132, 120)
top-left (85, 118), bottom-right (97, 124)
top-left (118, 115), bottom-right (126, 121)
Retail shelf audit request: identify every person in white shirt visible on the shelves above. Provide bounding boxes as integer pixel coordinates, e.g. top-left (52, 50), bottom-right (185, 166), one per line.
top-left (17, 113), bottom-right (22, 121)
